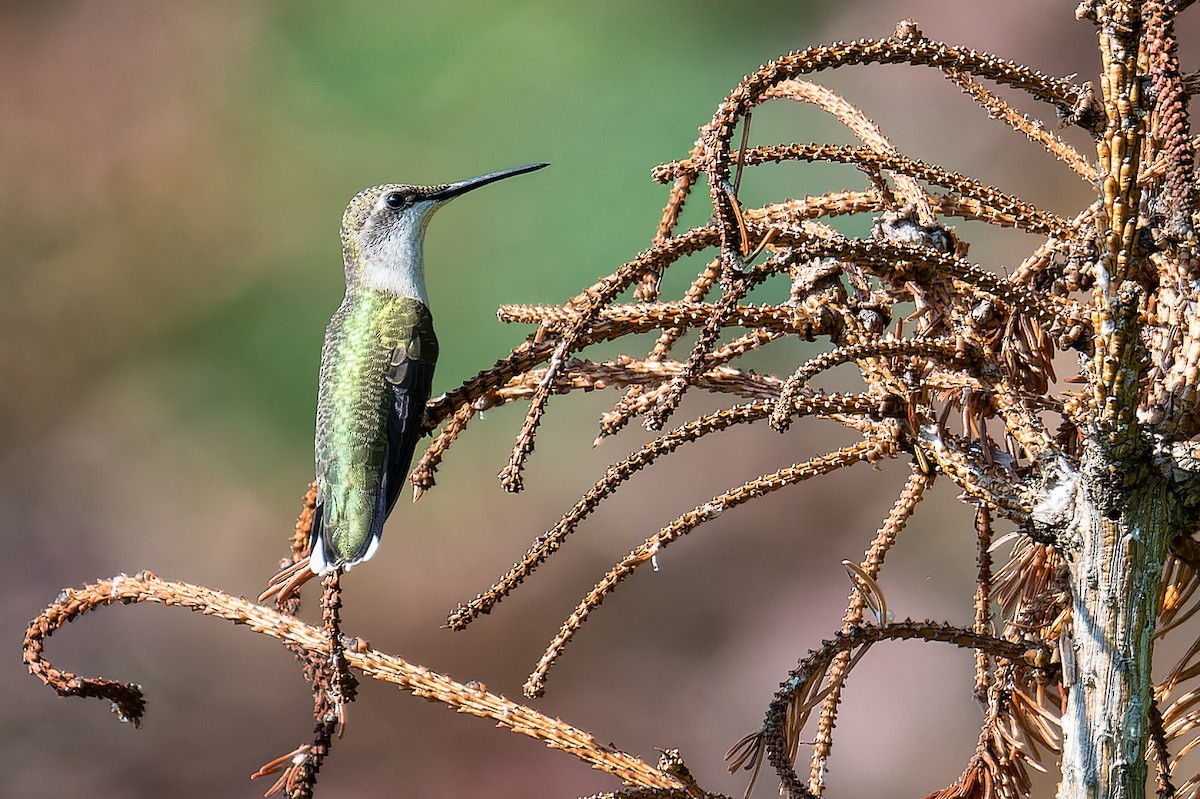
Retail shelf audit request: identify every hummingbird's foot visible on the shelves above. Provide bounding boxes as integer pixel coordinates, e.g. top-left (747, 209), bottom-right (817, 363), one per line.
top-left (249, 744), bottom-right (312, 798)
top-left (259, 557), bottom-right (316, 605)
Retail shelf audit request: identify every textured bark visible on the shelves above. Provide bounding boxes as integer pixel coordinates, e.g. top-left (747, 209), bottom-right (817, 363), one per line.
top-left (1059, 461), bottom-right (1178, 799)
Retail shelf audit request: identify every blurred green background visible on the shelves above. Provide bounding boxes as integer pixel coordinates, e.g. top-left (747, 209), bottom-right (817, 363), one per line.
top-left (2, 2), bottom-right (1123, 797)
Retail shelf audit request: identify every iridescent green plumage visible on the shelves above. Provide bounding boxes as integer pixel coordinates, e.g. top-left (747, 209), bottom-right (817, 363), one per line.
top-left (312, 290), bottom-right (437, 572)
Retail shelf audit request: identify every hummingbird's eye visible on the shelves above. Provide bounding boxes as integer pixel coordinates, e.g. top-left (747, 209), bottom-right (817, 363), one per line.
top-left (383, 192), bottom-right (407, 210)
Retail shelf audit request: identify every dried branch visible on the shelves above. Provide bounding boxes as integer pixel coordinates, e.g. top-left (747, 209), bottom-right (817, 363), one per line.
top-left (23, 572), bottom-right (684, 793)
top-left (524, 432), bottom-right (899, 698)
top-left (449, 393), bottom-right (889, 631)
top-left (806, 468), bottom-right (933, 794)
top-left (938, 66), bottom-right (1096, 183)
top-left (499, 226), bottom-right (719, 492)
top-left (754, 620), bottom-right (1053, 799)
top-left (654, 144), bottom-right (1075, 239)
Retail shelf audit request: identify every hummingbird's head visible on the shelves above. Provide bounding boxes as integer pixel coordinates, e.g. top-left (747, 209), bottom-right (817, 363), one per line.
top-left (339, 163), bottom-right (549, 302)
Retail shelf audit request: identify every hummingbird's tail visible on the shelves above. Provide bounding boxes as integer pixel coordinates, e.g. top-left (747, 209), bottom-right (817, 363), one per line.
top-left (308, 500), bottom-right (383, 575)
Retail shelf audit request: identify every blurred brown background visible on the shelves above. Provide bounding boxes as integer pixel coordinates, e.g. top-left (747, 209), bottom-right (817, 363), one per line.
top-left (0, 2), bottom-right (1149, 797)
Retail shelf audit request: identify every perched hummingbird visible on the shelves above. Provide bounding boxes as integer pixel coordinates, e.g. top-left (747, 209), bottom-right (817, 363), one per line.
top-left (305, 162), bottom-right (549, 576)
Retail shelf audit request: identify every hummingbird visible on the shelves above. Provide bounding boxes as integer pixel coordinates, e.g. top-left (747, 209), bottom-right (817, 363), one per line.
top-left (266, 162), bottom-right (548, 595)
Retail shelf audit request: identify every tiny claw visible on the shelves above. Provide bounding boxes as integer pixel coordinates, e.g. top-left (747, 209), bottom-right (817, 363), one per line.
top-left (259, 558), bottom-right (316, 604)
top-left (250, 745), bottom-right (309, 779)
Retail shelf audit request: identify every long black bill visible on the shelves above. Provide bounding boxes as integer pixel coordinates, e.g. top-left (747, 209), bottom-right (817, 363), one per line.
top-left (430, 162), bottom-right (549, 202)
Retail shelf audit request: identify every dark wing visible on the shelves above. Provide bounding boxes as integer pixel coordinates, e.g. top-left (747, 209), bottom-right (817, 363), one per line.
top-left (379, 326), bottom-right (439, 518)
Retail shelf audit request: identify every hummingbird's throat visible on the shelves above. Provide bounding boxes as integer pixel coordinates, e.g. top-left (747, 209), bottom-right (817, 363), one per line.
top-left (357, 209), bottom-right (436, 302)
top-left (361, 250), bottom-right (428, 302)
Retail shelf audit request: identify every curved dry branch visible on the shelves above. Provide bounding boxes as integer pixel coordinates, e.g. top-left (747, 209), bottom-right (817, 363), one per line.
top-left (695, 37), bottom-right (1096, 243)
top-left (749, 190), bottom-right (1082, 235)
top-left (757, 77), bottom-right (936, 221)
top-left (755, 619), bottom-right (1053, 799)
top-left (705, 37), bottom-right (1092, 146)
top-left (654, 144), bottom-right (1075, 239)
top-left (22, 572), bottom-right (683, 792)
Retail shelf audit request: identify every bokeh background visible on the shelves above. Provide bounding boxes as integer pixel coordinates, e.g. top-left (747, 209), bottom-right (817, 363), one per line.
top-left (0, 2), bottom-right (1167, 797)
